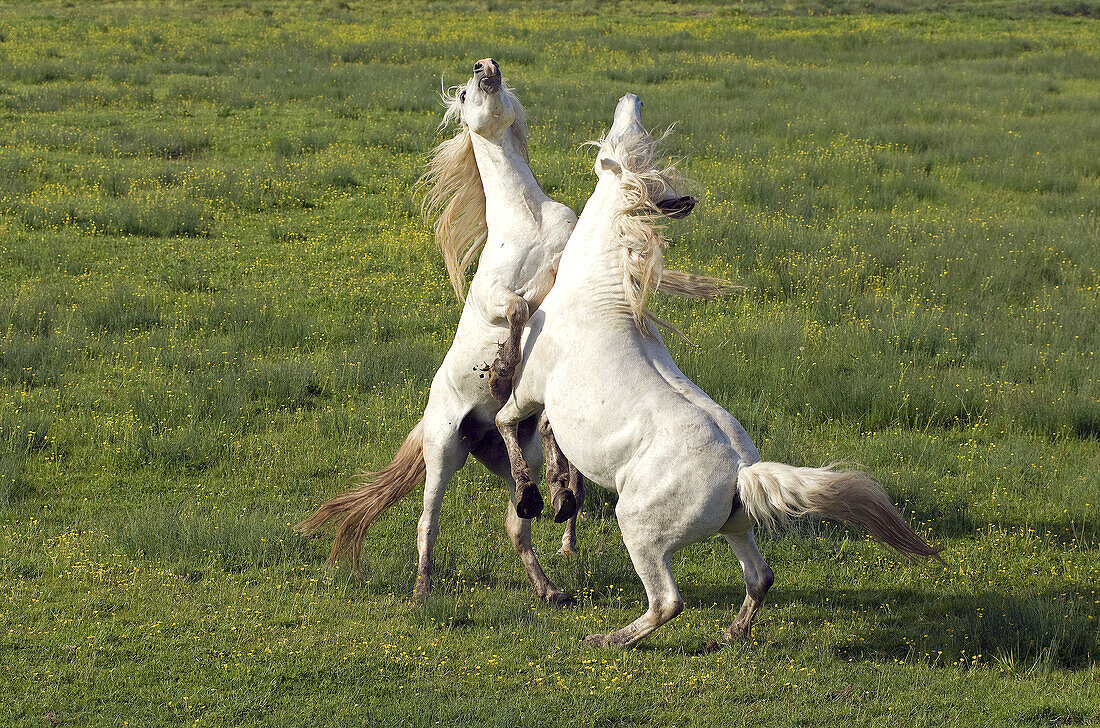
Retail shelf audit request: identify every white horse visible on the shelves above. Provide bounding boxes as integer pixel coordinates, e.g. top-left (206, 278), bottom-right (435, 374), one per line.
top-left (496, 94), bottom-right (941, 647)
top-left (297, 61), bottom-right (722, 604)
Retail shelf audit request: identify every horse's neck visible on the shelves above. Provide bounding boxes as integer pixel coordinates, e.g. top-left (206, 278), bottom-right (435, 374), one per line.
top-left (469, 133), bottom-right (544, 234)
top-left (552, 178), bottom-right (629, 307)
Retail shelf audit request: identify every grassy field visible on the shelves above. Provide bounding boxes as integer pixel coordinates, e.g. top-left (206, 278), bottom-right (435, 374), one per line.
top-left (1, 1), bottom-right (1098, 725)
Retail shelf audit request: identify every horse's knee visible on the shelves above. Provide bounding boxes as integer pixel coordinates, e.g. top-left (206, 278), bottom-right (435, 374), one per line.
top-left (495, 407), bottom-right (520, 432)
top-left (507, 296), bottom-right (530, 325)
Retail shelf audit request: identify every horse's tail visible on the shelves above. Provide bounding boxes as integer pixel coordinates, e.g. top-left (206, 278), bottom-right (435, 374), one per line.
top-left (295, 420), bottom-right (427, 575)
top-left (657, 269), bottom-right (743, 300)
top-left (735, 462), bottom-right (942, 562)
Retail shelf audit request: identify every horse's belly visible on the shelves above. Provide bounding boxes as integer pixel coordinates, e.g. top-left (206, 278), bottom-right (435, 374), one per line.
top-left (545, 421), bottom-right (626, 492)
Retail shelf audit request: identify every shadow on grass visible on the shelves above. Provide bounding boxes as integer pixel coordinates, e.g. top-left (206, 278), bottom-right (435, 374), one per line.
top-left (770, 585), bottom-right (1099, 672)
top-left (849, 489), bottom-right (1100, 548)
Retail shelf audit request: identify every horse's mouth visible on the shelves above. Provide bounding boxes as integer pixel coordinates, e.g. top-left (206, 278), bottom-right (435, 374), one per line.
top-left (478, 74), bottom-right (502, 93)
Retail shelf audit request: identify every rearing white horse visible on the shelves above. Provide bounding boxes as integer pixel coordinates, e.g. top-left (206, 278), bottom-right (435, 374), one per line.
top-left (297, 61), bottom-right (722, 604)
top-left (496, 94), bottom-right (941, 647)
top-left (298, 59), bottom-right (576, 604)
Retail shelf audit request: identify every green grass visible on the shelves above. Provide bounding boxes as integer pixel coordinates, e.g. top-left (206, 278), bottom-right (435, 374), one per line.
top-left (1, 1), bottom-right (1098, 726)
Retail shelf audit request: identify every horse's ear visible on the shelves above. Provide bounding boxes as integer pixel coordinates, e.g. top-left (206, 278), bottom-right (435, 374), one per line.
top-left (657, 195), bottom-right (696, 219)
top-left (597, 157), bottom-right (622, 175)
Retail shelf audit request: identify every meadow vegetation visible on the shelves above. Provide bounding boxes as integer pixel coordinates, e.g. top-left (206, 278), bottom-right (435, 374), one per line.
top-left (0, 1), bottom-right (1097, 725)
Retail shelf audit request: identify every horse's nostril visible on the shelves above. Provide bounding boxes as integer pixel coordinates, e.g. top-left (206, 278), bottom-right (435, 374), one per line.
top-left (473, 63), bottom-right (481, 72)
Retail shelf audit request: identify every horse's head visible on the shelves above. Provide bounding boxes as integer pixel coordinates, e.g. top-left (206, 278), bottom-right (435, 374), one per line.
top-left (424, 60), bottom-right (530, 300)
top-left (444, 58), bottom-right (522, 141)
top-left (595, 94), bottom-right (696, 220)
top-left (589, 94), bottom-right (697, 335)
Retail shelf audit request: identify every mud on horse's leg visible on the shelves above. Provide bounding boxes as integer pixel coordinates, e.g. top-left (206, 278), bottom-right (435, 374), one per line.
top-left (721, 526), bottom-right (774, 641)
top-left (489, 296), bottom-right (529, 404)
top-left (538, 413), bottom-right (580, 524)
top-left (559, 465), bottom-right (585, 555)
top-left (488, 294), bottom-right (542, 517)
top-left (497, 412), bottom-right (542, 521)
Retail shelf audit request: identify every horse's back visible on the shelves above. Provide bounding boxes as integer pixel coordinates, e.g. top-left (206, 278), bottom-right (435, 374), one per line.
top-left (644, 338), bottom-right (761, 466)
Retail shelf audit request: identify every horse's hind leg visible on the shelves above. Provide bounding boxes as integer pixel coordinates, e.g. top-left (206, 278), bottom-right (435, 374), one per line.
top-left (559, 465), bottom-right (585, 555)
top-left (720, 511), bottom-right (774, 641)
top-left (584, 515), bottom-right (683, 648)
top-left (472, 421), bottom-right (572, 606)
top-left (538, 413), bottom-right (578, 523)
top-left (414, 426), bottom-right (469, 603)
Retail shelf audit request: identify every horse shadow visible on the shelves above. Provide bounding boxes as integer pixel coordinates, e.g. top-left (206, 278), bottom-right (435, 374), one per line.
top-left (593, 497), bottom-right (1099, 672)
top-left (680, 580), bottom-right (1099, 672)
top-left (899, 497), bottom-right (1100, 548)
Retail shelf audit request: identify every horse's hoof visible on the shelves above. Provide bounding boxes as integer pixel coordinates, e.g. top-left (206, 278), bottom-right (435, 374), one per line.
top-left (724, 622), bottom-right (751, 642)
top-left (557, 546), bottom-right (575, 556)
top-left (515, 484), bottom-right (543, 520)
top-left (551, 490), bottom-right (576, 524)
top-left (545, 591), bottom-right (576, 608)
top-left (583, 633), bottom-right (610, 647)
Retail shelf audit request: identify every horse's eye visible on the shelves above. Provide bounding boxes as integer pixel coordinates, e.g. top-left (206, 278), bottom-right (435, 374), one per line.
top-left (458, 89), bottom-right (466, 103)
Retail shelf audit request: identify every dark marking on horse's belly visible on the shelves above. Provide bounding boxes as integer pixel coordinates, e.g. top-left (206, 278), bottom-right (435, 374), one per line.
top-left (459, 410), bottom-right (539, 480)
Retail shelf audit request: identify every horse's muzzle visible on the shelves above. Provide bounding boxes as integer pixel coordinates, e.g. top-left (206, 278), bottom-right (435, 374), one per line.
top-left (475, 58), bottom-right (501, 92)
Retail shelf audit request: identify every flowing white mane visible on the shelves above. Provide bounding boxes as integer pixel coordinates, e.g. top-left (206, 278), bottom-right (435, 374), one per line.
top-left (595, 126), bottom-right (684, 334)
top-left (417, 81), bottom-right (530, 300)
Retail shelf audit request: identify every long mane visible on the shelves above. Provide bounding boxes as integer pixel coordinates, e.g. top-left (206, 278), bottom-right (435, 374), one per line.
top-left (417, 81), bottom-right (530, 301)
top-left (597, 126), bottom-right (684, 335)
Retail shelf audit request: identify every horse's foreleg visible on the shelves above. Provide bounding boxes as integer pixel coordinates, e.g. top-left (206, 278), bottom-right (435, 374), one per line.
top-left (488, 293), bottom-right (529, 404)
top-left (584, 522), bottom-right (682, 649)
top-left (496, 405), bottom-right (542, 520)
top-left (720, 514), bottom-right (774, 641)
top-left (559, 465), bottom-right (585, 556)
top-left (538, 413), bottom-right (579, 523)
top-left (414, 430), bottom-right (468, 603)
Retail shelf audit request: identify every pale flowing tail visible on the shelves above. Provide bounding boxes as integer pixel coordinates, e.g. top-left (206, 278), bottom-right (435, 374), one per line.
top-left (736, 462), bottom-right (942, 561)
top-left (295, 420), bottom-right (426, 574)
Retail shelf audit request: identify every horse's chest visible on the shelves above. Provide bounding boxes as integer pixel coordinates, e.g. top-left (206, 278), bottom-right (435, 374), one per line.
top-left (487, 239), bottom-right (560, 294)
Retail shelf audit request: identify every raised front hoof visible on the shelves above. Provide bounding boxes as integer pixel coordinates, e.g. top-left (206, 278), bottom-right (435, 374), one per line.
top-left (487, 368), bottom-right (513, 404)
top-left (551, 490), bottom-right (577, 524)
top-left (514, 483), bottom-right (544, 520)
top-left (545, 591), bottom-right (576, 608)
